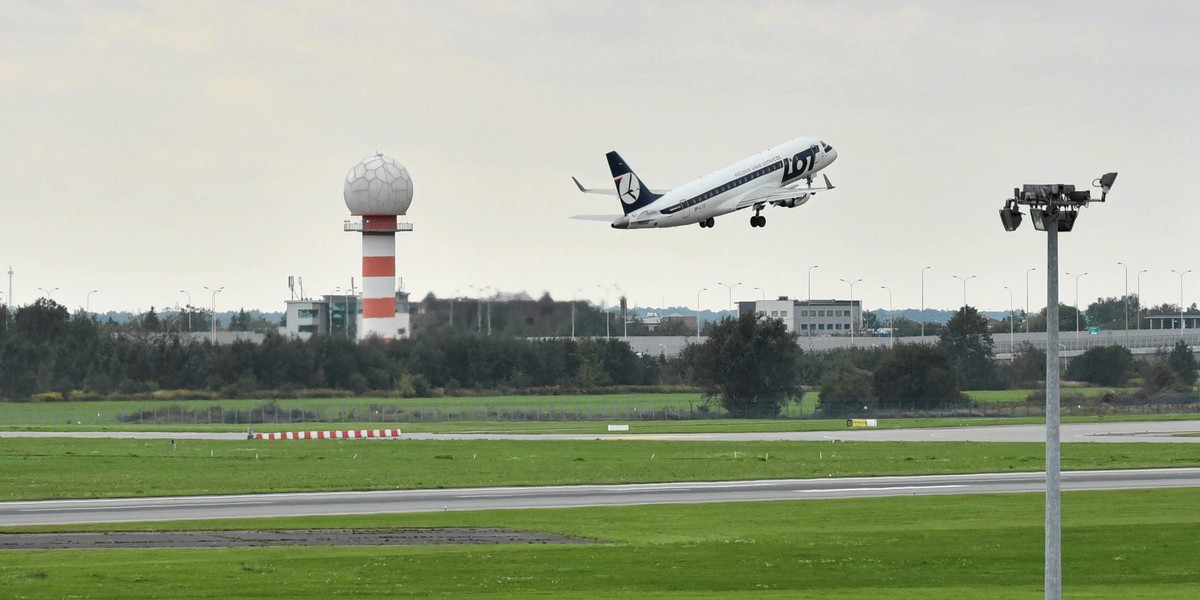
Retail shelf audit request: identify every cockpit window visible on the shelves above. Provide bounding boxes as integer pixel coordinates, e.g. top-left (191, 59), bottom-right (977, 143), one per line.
top-left (822, 142), bottom-right (834, 153)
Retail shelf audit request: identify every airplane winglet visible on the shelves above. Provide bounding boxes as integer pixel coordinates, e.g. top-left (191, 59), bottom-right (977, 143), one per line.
top-left (823, 174), bottom-right (834, 190)
top-left (572, 176), bottom-right (588, 193)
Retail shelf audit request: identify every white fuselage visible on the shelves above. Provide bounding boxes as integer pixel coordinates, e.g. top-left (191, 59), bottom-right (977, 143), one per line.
top-left (612, 137), bottom-right (837, 229)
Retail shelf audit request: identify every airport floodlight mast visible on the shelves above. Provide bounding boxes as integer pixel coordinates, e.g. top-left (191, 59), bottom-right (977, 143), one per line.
top-left (999, 171), bottom-right (1117, 600)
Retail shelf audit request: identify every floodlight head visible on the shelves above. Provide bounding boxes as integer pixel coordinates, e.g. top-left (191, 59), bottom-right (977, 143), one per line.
top-left (1032, 208), bottom-right (1078, 232)
top-left (1000, 202), bottom-right (1023, 231)
top-left (1094, 172), bottom-right (1118, 201)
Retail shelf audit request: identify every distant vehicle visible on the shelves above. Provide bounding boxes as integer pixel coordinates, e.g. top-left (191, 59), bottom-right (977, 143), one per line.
top-left (572, 137), bottom-right (837, 229)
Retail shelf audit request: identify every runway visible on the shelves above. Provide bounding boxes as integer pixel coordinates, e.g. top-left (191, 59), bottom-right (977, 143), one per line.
top-left (3, 468), bottom-right (1198, 527)
top-left (4, 419), bottom-right (1200, 443)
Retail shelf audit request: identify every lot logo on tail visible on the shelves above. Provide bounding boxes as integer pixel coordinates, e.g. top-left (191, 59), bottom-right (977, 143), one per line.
top-left (617, 173), bottom-right (643, 205)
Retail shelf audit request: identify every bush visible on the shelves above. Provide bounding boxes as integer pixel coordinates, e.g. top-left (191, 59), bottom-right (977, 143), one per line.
top-left (1066, 345), bottom-right (1134, 386)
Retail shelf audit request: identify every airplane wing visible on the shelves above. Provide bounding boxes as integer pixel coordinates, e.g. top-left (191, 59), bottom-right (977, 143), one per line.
top-left (731, 174), bottom-right (835, 210)
top-left (572, 177), bottom-right (670, 195)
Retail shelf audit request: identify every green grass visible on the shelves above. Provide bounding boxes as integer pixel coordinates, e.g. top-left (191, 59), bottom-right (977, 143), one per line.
top-left (966, 387), bottom-right (1138, 403)
top-left (3, 489), bottom-right (1199, 598)
top-left (3, 437), bottom-right (1199, 501)
top-left (0, 392), bottom-right (781, 426)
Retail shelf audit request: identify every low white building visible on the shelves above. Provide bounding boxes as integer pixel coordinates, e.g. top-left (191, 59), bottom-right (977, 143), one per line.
top-left (281, 291), bottom-right (410, 341)
top-left (738, 297), bottom-right (862, 335)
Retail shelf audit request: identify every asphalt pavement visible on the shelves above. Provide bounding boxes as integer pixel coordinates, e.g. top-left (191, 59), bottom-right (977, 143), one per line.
top-left (3, 468), bottom-right (1198, 527)
top-left (4, 419), bottom-right (1200, 443)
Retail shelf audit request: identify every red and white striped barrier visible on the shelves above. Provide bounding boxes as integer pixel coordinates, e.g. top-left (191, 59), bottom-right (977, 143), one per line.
top-left (253, 428), bottom-right (402, 441)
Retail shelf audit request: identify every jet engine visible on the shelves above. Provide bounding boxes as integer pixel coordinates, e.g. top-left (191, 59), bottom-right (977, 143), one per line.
top-left (771, 194), bottom-right (810, 209)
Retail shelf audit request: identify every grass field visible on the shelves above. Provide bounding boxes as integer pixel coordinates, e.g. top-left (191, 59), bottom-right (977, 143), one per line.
top-left (3, 488), bottom-right (1198, 598)
top-left (3, 387), bottom-right (1194, 434)
top-left (3, 437), bottom-right (1199, 501)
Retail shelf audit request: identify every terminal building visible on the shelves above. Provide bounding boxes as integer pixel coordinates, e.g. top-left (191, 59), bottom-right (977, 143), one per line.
top-left (737, 297), bottom-right (862, 335)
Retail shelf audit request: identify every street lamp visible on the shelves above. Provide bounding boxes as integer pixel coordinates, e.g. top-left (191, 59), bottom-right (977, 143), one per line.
top-left (469, 285), bottom-right (485, 333)
top-left (753, 287), bottom-right (766, 300)
top-left (1004, 286), bottom-right (1014, 354)
top-left (593, 284), bottom-right (616, 339)
top-left (1117, 262), bottom-right (1129, 346)
top-left (951, 275), bottom-right (975, 308)
top-left (86, 289), bottom-right (98, 314)
top-left (570, 288), bottom-right (584, 340)
top-left (179, 290), bottom-right (192, 332)
top-left (998, 170), bottom-right (1117, 600)
top-left (880, 285), bottom-right (893, 348)
top-left (807, 265), bottom-right (819, 340)
top-left (695, 287), bottom-right (707, 338)
top-left (838, 278), bottom-right (861, 344)
top-left (1025, 268), bottom-right (1037, 334)
top-left (1136, 270), bottom-right (1148, 331)
top-left (1065, 272), bottom-right (1087, 339)
top-left (716, 281), bottom-right (742, 313)
top-left (613, 284), bottom-right (628, 340)
top-left (203, 286), bottom-right (224, 343)
top-left (921, 266), bottom-right (931, 337)
top-left (37, 287), bottom-right (59, 301)
top-left (1171, 269), bottom-right (1191, 336)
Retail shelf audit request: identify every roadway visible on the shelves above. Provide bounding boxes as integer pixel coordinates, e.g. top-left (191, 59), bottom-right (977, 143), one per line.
top-left (4, 420), bottom-right (1200, 443)
top-left (3, 468), bottom-right (1198, 527)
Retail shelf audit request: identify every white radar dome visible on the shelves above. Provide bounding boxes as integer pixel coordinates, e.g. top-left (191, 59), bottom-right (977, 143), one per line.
top-left (343, 153), bottom-right (413, 215)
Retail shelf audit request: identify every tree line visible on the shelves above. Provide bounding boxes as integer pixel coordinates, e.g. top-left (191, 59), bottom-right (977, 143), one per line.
top-left (2, 300), bottom-right (1195, 419)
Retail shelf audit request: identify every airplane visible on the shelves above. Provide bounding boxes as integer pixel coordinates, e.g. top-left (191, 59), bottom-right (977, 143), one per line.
top-left (572, 136), bottom-right (837, 229)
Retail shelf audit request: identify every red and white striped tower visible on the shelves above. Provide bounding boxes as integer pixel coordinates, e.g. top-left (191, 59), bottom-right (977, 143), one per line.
top-left (343, 154), bottom-right (413, 341)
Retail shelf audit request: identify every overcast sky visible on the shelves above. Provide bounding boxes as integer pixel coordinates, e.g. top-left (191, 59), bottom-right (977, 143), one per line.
top-left (3, 1), bottom-right (1197, 317)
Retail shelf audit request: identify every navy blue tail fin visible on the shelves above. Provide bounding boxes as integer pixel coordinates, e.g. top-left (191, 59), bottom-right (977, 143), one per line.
top-left (607, 151), bottom-right (661, 215)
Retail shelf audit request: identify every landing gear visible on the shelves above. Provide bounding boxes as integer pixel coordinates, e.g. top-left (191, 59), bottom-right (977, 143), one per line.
top-left (750, 211), bottom-right (766, 228)
top-left (698, 217), bottom-right (715, 228)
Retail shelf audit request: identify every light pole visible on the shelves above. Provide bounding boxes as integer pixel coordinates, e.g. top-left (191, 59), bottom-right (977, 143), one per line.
top-left (753, 287), bottom-right (766, 300)
top-left (37, 287), bottom-right (59, 301)
top-left (1065, 272), bottom-right (1087, 340)
top-left (1026, 268), bottom-right (1037, 334)
top-left (880, 285), bottom-right (893, 348)
top-left (695, 287), bottom-right (707, 338)
top-left (595, 284), bottom-right (613, 339)
top-left (1136, 270), bottom-right (1148, 331)
top-left (468, 285), bottom-right (484, 333)
top-left (484, 286), bottom-right (496, 336)
top-left (1117, 262), bottom-right (1129, 346)
top-left (807, 265), bottom-right (819, 340)
top-left (716, 281), bottom-right (742, 313)
top-left (1171, 269), bottom-right (1191, 336)
top-left (1004, 286), bottom-right (1014, 354)
top-left (448, 288), bottom-right (462, 330)
top-left (839, 278), bottom-right (861, 344)
top-left (86, 289), bottom-right (98, 314)
top-left (179, 290), bottom-right (192, 332)
top-left (920, 266), bottom-right (931, 337)
top-left (571, 288), bottom-right (584, 340)
top-left (999, 170), bottom-right (1117, 600)
top-left (614, 284), bottom-right (628, 340)
top-left (203, 285), bottom-right (224, 343)
top-left (951, 275), bottom-right (975, 308)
